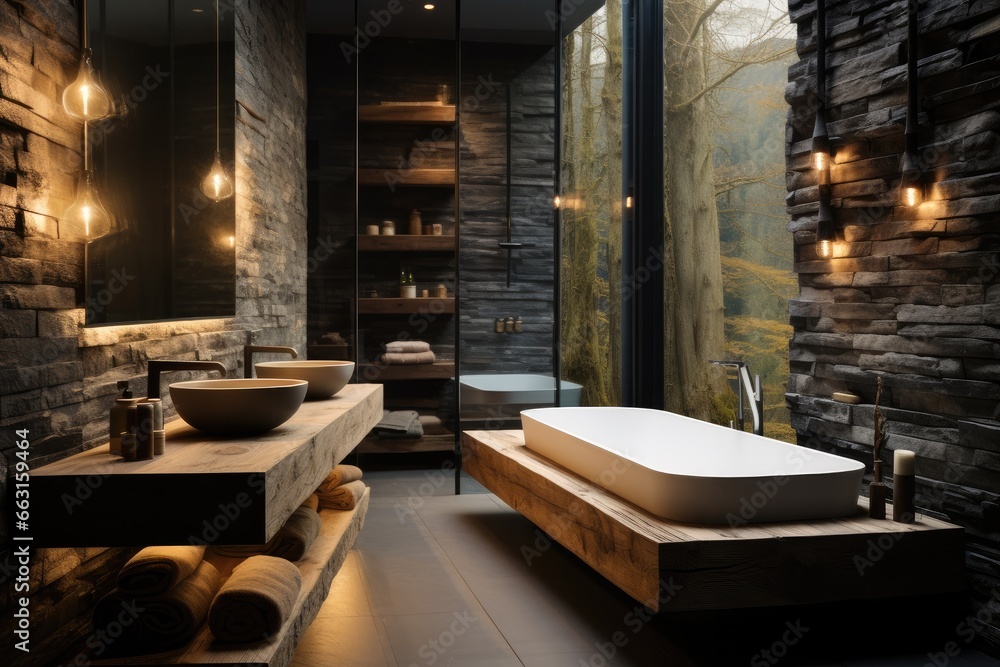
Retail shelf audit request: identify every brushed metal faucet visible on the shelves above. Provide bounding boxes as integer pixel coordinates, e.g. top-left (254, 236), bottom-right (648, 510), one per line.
top-left (147, 360), bottom-right (227, 399)
top-left (243, 345), bottom-right (298, 378)
top-left (709, 360), bottom-right (763, 436)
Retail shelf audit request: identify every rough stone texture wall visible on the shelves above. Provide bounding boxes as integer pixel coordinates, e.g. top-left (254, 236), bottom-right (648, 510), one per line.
top-left (786, 0), bottom-right (1000, 652)
top-left (0, 0), bottom-right (306, 664)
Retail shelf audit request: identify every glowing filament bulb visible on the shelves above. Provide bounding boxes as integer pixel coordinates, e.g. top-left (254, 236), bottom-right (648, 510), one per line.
top-left (553, 195), bottom-right (561, 209)
top-left (818, 239), bottom-right (833, 259)
top-left (200, 151), bottom-right (234, 202)
top-left (902, 185), bottom-right (921, 207)
top-left (813, 150), bottom-right (828, 172)
top-left (61, 170), bottom-right (111, 241)
top-left (62, 50), bottom-right (112, 121)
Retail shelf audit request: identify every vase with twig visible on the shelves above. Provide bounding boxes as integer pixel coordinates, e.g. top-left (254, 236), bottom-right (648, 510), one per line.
top-left (869, 376), bottom-right (889, 519)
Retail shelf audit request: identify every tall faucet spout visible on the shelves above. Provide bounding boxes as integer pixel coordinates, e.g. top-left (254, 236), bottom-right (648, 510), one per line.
top-left (244, 345), bottom-right (298, 378)
top-left (147, 360), bottom-right (227, 399)
top-left (708, 360), bottom-right (763, 436)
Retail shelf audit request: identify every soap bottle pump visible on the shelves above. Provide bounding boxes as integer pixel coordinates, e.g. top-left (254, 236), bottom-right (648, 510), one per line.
top-left (109, 381), bottom-right (140, 455)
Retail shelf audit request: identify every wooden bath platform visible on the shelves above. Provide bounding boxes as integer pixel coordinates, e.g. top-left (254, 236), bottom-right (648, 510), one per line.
top-left (462, 430), bottom-right (966, 613)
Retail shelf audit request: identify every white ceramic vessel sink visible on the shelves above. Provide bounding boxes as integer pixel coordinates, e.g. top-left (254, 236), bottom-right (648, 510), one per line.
top-left (169, 378), bottom-right (308, 434)
top-left (255, 360), bottom-right (355, 400)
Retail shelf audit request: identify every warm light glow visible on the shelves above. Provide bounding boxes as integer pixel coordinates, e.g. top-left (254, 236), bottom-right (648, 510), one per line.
top-left (61, 170), bottom-right (112, 241)
top-left (63, 50), bottom-right (112, 121)
top-left (818, 239), bottom-right (833, 259)
top-left (200, 151), bottom-right (234, 202)
top-left (553, 195), bottom-right (561, 209)
top-left (228, 235), bottom-right (236, 248)
top-left (813, 150), bottom-right (829, 172)
top-left (625, 196), bottom-right (633, 209)
top-left (424, 3), bottom-right (435, 9)
top-left (902, 185), bottom-right (921, 207)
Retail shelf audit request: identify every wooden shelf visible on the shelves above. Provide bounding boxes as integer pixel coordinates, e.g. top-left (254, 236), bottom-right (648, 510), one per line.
top-left (358, 434), bottom-right (454, 455)
top-left (463, 430), bottom-right (967, 613)
top-left (358, 104), bottom-right (455, 124)
top-left (358, 168), bottom-right (455, 187)
top-left (90, 491), bottom-right (370, 666)
top-left (358, 361), bottom-right (455, 381)
top-left (32, 385), bottom-right (383, 547)
top-left (358, 235), bottom-right (455, 252)
top-left (358, 297), bottom-right (454, 315)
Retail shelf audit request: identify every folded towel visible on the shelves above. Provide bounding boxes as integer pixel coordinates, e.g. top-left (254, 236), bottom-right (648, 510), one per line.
top-left (117, 545), bottom-right (206, 595)
top-left (318, 480), bottom-right (366, 511)
top-left (374, 410), bottom-right (423, 438)
top-left (385, 340), bottom-right (431, 353)
top-left (380, 351), bottom-right (436, 365)
top-left (317, 465), bottom-right (363, 496)
top-left (140, 560), bottom-right (220, 647)
top-left (211, 507), bottom-right (321, 562)
top-left (94, 560), bottom-right (221, 652)
top-left (208, 555), bottom-right (302, 643)
top-left (300, 493), bottom-right (319, 512)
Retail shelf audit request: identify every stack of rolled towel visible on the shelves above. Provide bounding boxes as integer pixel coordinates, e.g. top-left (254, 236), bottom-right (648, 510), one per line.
top-left (316, 464), bottom-right (367, 511)
top-left (94, 546), bottom-right (220, 653)
top-left (374, 409), bottom-right (424, 439)
top-left (380, 340), bottom-right (435, 365)
top-left (210, 496), bottom-right (322, 561)
top-left (208, 555), bottom-right (302, 644)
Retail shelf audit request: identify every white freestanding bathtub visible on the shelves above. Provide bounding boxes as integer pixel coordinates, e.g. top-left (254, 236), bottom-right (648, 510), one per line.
top-left (521, 407), bottom-right (865, 524)
top-left (460, 374), bottom-right (582, 407)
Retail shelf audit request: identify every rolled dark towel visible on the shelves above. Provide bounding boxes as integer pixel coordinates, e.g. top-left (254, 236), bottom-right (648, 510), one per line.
top-left (117, 545), bottom-right (206, 595)
top-left (140, 560), bottom-right (220, 648)
top-left (380, 350), bottom-right (436, 365)
top-left (208, 555), bottom-right (302, 643)
top-left (93, 591), bottom-right (144, 651)
top-left (318, 479), bottom-right (366, 511)
top-left (211, 506), bottom-right (321, 562)
top-left (385, 340), bottom-right (431, 353)
top-left (317, 464), bottom-right (363, 496)
top-left (300, 493), bottom-right (319, 512)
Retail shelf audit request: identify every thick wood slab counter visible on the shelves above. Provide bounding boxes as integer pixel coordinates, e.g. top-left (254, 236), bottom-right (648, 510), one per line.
top-left (32, 384), bottom-right (382, 547)
top-left (463, 430), bottom-right (966, 613)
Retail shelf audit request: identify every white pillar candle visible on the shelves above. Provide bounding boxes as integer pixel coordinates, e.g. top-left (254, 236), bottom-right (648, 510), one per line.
top-left (894, 449), bottom-right (915, 476)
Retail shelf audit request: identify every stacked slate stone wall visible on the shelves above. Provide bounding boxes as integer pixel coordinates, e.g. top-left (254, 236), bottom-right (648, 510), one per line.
top-left (0, 1), bottom-right (307, 664)
top-left (786, 0), bottom-right (1000, 652)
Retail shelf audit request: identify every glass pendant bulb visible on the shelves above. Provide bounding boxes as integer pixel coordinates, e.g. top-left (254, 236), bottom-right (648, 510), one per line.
top-left (200, 151), bottom-right (234, 202)
top-left (62, 49), bottom-right (112, 121)
top-left (817, 239), bottom-right (834, 259)
top-left (61, 170), bottom-right (112, 241)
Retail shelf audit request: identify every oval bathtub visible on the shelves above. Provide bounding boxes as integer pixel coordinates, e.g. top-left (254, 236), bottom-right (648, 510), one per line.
top-left (521, 407), bottom-right (864, 524)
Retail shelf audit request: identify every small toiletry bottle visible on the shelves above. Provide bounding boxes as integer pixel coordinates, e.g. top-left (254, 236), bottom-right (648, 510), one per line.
top-left (382, 220), bottom-right (395, 235)
top-left (136, 403), bottom-right (155, 460)
top-left (434, 283), bottom-right (447, 298)
top-left (495, 318), bottom-right (505, 334)
top-left (892, 450), bottom-right (916, 523)
top-left (505, 317), bottom-right (515, 334)
top-left (514, 316), bottom-right (523, 334)
top-left (120, 433), bottom-right (137, 461)
top-left (409, 209), bottom-right (422, 235)
top-left (109, 381), bottom-right (139, 455)
top-left (142, 397), bottom-right (164, 431)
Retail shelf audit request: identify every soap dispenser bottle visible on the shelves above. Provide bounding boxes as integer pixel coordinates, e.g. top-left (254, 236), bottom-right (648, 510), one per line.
top-left (109, 381), bottom-right (140, 455)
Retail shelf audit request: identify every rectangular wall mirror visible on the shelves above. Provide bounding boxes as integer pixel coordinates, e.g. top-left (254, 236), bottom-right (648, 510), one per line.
top-left (85, 0), bottom-right (236, 325)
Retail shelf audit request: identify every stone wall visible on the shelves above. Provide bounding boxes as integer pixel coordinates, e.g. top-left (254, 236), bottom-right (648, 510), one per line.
top-left (0, 0), bottom-right (307, 664)
top-left (786, 0), bottom-right (1000, 652)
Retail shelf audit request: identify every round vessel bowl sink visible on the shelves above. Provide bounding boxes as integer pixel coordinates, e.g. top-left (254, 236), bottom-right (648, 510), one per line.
top-left (169, 378), bottom-right (308, 434)
top-left (255, 360), bottom-right (355, 400)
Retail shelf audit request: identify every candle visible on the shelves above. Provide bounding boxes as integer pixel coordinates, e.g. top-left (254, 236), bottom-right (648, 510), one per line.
top-left (894, 449), bottom-right (915, 476)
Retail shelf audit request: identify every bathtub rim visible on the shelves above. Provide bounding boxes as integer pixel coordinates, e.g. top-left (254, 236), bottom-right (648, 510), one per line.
top-left (521, 406), bottom-right (865, 480)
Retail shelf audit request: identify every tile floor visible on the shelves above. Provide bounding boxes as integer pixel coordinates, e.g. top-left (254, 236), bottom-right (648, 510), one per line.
top-left (291, 468), bottom-right (998, 667)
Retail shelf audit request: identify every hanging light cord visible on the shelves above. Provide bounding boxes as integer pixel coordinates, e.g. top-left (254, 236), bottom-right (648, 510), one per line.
top-left (215, 0), bottom-right (220, 153)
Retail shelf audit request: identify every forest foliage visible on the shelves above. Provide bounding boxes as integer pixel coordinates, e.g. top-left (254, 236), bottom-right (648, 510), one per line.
top-left (560, 1), bottom-right (797, 441)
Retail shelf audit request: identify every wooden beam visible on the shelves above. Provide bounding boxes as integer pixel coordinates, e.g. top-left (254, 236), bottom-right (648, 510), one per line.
top-left (358, 104), bottom-right (456, 124)
top-left (462, 430), bottom-right (966, 612)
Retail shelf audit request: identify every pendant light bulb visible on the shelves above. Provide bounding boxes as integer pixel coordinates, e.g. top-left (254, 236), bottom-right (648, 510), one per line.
top-left (200, 151), bottom-right (234, 202)
top-left (817, 239), bottom-right (833, 259)
top-left (63, 49), bottom-right (112, 121)
top-left (901, 183), bottom-right (922, 207)
top-left (61, 169), bottom-right (112, 241)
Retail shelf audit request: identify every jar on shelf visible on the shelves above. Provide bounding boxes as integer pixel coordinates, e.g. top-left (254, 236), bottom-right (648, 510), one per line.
top-left (381, 220), bottom-right (396, 235)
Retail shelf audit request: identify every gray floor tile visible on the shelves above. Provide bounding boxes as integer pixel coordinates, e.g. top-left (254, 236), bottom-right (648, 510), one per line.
top-left (358, 548), bottom-right (479, 616)
top-left (381, 610), bottom-right (522, 667)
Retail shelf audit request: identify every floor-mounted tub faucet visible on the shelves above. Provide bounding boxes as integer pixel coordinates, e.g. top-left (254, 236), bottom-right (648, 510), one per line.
top-left (709, 360), bottom-right (764, 436)
top-left (147, 360), bottom-right (227, 399)
top-left (243, 345), bottom-right (298, 378)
